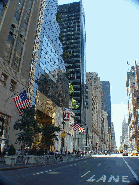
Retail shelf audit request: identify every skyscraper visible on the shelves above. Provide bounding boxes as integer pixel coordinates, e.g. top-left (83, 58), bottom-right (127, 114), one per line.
top-left (122, 117), bottom-right (128, 145)
top-left (86, 72), bottom-right (103, 151)
top-left (32, 0), bottom-right (69, 109)
top-left (101, 81), bottom-right (112, 129)
top-left (57, 1), bottom-right (86, 126)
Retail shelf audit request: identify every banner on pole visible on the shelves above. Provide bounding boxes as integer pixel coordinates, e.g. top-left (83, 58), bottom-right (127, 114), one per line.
top-left (64, 108), bottom-right (70, 121)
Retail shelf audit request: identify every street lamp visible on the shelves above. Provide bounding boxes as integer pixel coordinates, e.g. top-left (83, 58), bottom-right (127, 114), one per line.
top-left (86, 125), bottom-right (88, 147)
top-left (109, 127), bottom-right (110, 154)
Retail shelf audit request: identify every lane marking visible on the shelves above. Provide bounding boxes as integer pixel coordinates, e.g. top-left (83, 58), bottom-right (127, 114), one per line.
top-left (48, 171), bottom-right (61, 174)
top-left (108, 175), bottom-right (119, 182)
top-left (70, 163), bottom-right (76, 166)
top-left (33, 170), bottom-right (50, 175)
top-left (81, 171), bottom-right (90, 178)
top-left (86, 175), bottom-right (96, 182)
top-left (86, 175), bottom-right (130, 183)
top-left (122, 176), bottom-right (130, 183)
top-left (96, 175), bottom-right (106, 182)
top-left (123, 158), bottom-right (139, 182)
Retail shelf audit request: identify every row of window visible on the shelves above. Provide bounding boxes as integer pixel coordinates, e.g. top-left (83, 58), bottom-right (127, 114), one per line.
top-left (0, 72), bottom-right (16, 92)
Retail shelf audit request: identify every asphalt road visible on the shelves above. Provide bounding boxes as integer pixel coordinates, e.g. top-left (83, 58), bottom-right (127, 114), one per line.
top-left (0, 154), bottom-right (139, 185)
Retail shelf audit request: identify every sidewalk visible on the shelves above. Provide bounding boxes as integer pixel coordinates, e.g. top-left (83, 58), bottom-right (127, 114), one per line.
top-left (0, 154), bottom-right (90, 171)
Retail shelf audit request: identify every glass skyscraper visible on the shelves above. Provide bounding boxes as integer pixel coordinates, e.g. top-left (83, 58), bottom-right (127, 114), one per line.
top-left (32, 0), bottom-right (69, 108)
top-left (57, 1), bottom-right (86, 125)
top-left (101, 81), bottom-right (112, 129)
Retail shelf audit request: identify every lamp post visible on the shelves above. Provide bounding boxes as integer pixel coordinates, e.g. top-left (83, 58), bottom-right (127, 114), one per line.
top-left (61, 121), bottom-right (65, 153)
top-left (109, 127), bottom-right (110, 154)
top-left (135, 101), bottom-right (138, 152)
top-left (86, 125), bottom-right (88, 148)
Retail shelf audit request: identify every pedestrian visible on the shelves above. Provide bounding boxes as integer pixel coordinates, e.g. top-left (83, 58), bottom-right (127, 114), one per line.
top-left (0, 149), bottom-right (2, 159)
top-left (21, 149), bottom-right (25, 156)
top-left (60, 155), bottom-right (63, 161)
top-left (2, 149), bottom-right (5, 157)
top-left (55, 154), bottom-right (57, 160)
top-left (27, 149), bottom-right (30, 155)
top-left (5, 145), bottom-right (10, 155)
top-left (18, 149), bottom-right (21, 155)
top-left (60, 149), bottom-right (62, 154)
top-left (65, 151), bottom-right (67, 157)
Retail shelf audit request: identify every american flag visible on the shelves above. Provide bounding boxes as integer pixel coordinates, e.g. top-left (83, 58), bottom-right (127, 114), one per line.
top-left (72, 124), bottom-right (80, 132)
top-left (79, 127), bottom-right (85, 133)
top-left (13, 90), bottom-right (31, 114)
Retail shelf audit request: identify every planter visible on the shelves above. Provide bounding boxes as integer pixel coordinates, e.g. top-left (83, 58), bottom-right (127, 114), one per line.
top-left (27, 155), bottom-right (36, 164)
top-left (35, 156), bottom-right (45, 164)
top-left (4, 156), bottom-right (17, 166)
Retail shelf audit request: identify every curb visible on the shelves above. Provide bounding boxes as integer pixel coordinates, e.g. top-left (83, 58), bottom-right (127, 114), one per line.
top-left (0, 163), bottom-right (58, 171)
top-left (0, 156), bottom-right (90, 171)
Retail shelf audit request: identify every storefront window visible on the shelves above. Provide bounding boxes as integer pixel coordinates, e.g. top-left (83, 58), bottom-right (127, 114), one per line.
top-left (10, 79), bottom-right (16, 92)
top-left (0, 72), bottom-right (8, 87)
top-left (0, 118), bottom-right (4, 137)
top-left (0, 1), bottom-right (3, 21)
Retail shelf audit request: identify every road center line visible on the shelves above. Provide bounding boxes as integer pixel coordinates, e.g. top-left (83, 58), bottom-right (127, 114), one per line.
top-left (81, 171), bottom-right (90, 178)
top-left (123, 158), bottom-right (139, 182)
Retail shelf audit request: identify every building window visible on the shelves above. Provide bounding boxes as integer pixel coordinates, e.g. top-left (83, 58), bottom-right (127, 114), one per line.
top-left (0, 73), bottom-right (8, 87)
top-left (0, 1), bottom-right (4, 21)
top-left (10, 79), bottom-right (16, 92)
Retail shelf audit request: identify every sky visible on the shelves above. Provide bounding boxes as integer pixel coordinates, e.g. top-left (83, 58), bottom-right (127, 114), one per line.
top-left (58, 0), bottom-right (139, 149)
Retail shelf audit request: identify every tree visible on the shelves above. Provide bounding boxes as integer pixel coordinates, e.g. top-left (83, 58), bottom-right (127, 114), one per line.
top-left (119, 146), bottom-right (122, 151)
top-left (72, 98), bottom-right (79, 109)
top-left (39, 124), bottom-right (61, 151)
top-left (69, 83), bottom-right (79, 109)
top-left (124, 144), bottom-right (128, 150)
top-left (69, 83), bottom-right (74, 96)
top-left (13, 106), bottom-right (41, 149)
top-left (8, 144), bottom-right (16, 156)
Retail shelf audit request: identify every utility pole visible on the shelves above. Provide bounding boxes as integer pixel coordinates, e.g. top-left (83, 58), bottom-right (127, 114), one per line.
top-left (86, 126), bottom-right (88, 150)
top-left (61, 120), bottom-right (65, 153)
top-left (109, 127), bottom-right (110, 154)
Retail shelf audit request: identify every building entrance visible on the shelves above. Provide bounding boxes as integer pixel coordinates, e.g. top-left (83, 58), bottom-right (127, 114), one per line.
top-left (0, 112), bottom-right (9, 153)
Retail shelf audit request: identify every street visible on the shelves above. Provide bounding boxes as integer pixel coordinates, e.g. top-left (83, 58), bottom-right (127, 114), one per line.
top-left (0, 155), bottom-right (139, 185)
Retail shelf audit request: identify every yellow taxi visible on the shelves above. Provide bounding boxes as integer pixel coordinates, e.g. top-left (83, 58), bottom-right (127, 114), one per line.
top-left (131, 150), bottom-right (138, 156)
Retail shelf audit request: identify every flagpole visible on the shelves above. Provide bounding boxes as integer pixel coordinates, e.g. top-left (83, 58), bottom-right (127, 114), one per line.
top-left (75, 130), bottom-right (76, 152)
top-left (5, 85), bottom-right (30, 102)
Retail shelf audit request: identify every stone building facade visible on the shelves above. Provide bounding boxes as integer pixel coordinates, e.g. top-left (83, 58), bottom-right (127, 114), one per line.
top-left (86, 72), bottom-right (104, 152)
top-left (127, 61), bottom-right (139, 151)
top-left (0, 0), bottom-right (41, 152)
top-left (0, 0), bottom-right (75, 153)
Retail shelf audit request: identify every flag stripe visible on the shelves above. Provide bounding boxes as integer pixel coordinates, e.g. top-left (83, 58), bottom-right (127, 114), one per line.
top-left (73, 124), bottom-right (80, 131)
top-left (13, 90), bottom-right (31, 115)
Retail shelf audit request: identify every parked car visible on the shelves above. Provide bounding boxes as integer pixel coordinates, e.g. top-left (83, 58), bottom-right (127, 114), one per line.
top-left (98, 151), bottom-right (102, 155)
top-left (122, 151), bottom-right (128, 156)
top-left (131, 150), bottom-right (138, 156)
